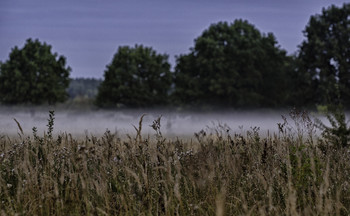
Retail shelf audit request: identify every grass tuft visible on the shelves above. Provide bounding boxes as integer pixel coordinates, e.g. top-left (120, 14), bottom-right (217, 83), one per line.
top-left (0, 110), bottom-right (350, 215)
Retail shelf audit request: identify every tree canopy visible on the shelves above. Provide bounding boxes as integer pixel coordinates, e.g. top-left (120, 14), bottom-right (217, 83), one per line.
top-left (0, 38), bottom-right (71, 105)
top-left (297, 3), bottom-right (350, 107)
top-left (173, 20), bottom-right (290, 108)
top-left (96, 45), bottom-right (172, 108)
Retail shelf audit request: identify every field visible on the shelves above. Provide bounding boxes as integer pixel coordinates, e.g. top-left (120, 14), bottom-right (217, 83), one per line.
top-left (1, 109), bottom-right (350, 215)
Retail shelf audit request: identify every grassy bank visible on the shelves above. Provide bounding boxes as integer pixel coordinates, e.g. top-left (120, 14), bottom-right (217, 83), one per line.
top-left (0, 110), bottom-right (349, 215)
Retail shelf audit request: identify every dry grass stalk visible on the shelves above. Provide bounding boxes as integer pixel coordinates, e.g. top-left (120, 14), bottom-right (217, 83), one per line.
top-left (0, 111), bottom-right (350, 215)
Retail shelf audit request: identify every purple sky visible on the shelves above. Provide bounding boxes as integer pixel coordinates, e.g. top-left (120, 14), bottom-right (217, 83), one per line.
top-left (0, 0), bottom-right (347, 78)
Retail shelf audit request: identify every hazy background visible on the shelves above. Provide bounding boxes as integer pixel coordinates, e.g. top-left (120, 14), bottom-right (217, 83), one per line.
top-left (0, 0), bottom-right (347, 78)
top-left (1, 107), bottom-right (292, 137)
top-left (0, 107), bottom-right (337, 138)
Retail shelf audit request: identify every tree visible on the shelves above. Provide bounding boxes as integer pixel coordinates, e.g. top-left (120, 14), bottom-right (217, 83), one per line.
top-left (96, 45), bottom-right (172, 108)
top-left (0, 38), bottom-right (71, 104)
top-left (297, 3), bottom-right (350, 107)
top-left (284, 55), bottom-right (316, 108)
top-left (173, 20), bottom-right (290, 108)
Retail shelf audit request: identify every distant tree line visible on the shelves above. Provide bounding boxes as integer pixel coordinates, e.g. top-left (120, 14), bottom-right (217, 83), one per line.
top-left (0, 3), bottom-right (349, 109)
top-left (67, 78), bottom-right (102, 100)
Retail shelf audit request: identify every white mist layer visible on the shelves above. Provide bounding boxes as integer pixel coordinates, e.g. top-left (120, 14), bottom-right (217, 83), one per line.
top-left (0, 107), bottom-right (333, 137)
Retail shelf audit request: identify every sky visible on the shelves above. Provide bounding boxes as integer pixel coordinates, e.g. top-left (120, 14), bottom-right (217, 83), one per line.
top-left (0, 0), bottom-right (347, 78)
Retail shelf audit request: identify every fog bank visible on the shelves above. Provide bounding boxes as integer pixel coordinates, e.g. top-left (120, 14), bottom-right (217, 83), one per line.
top-left (0, 107), bottom-right (333, 138)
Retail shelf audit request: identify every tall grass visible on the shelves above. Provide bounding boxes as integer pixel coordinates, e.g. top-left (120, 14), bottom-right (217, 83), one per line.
top-left (0, 110), bottom-right (350, 215)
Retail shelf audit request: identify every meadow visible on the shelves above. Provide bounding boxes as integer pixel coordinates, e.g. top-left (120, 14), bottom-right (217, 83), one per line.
top-left (0, 109), bottom-right (350, 215)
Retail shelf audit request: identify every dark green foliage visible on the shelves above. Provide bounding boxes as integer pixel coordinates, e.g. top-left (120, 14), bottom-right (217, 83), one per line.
top-left (284, 55), bottom-right (316, 108)
top-left (297, 3), bottom-right (350, 107)
top-left (288, 144), bottom-right (322, 209)
top-left (96, 45), bottom-right (172, 108)
top-left (173, 20), bottom-right (291, 108)
top-left (67, 78), bottom-right (102, 99)
top-left (47, 110), bottom-right (55, 140)
top-left (316, 105), bottom-right (350, 148)
top-left (0, 38), bottom-right (71, 105)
